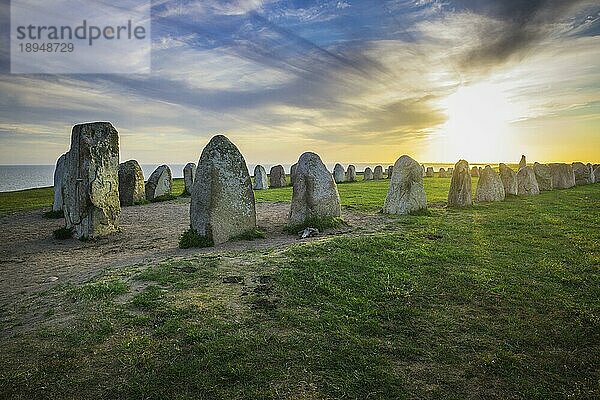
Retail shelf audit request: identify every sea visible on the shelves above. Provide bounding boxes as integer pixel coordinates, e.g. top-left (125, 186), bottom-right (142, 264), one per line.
top-left (0, 162), bottom-right (464, 193)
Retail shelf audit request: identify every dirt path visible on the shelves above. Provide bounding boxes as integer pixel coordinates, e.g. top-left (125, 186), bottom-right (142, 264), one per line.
top-left (0, 199), bottom-right (389, 308)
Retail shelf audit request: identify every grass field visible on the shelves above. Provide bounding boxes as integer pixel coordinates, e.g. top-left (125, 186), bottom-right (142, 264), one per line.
top-left (1, 178), bottom-right (599, 399)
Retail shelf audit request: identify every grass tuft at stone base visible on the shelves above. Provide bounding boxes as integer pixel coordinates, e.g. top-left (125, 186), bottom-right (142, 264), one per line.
top-left (178, 228), bottom-right (214, 248)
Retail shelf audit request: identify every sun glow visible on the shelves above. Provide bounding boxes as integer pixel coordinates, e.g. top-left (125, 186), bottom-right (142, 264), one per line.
top-left (429, 80), bottom-right (524, 163)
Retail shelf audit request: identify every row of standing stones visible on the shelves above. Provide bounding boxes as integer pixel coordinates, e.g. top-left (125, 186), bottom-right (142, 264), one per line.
top-left (52, 122), bottom-right (599, 243)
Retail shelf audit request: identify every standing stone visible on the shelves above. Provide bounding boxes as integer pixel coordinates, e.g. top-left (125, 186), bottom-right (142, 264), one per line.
top-left (290, 163), bottom-right (298, 186)
top-left (269, 165), bottom-right (287, 188)
top-left (183, 163), bottom-right (197, 195)
top-left (333, 163), bottom-right (346, 183)
top-left (471, 166), bottom-right (479, 177)
top-left (447, 167), bottom-right (454, 176)
top-left (425, 167), bottom-right (434, 177)
top-left (346, 165), bottom-right (357, 182)
top-left (517, 166), bottom-right (540, 196)
top-left (593, 165), bottom-right (600, 184)
top-left (475, 165), bottom-right (505, 202)
top-left (533, 162), bottom-right (553, 191)
top-left (549, 163), bottom-right (575, 189)
top-left (387, 166), bottom-right (394, 179)
top-left (373, 165), bottom-right (384, 180)
top-left (118, 160), bottom-right (145, 206)
top-left (438, 168), bottom-right (447, 178)
top-left (519, 155), bottom-right (527, 170)
top-left (588, 164), bottom-right (596, 184)
top-left (499, 163), bottom-right (517, 195)
top-left (52, 153), bottom-right (67, 212)
top-left (364, 167), bottom-right (373, 181)
top-left (422, 164), bottom-right (426, 177)
top-left (383, 155), bottom-right (427, 215)
top-left (572, 162), bottom-right (593, 185)
top-left (448, 160), bottom-right (472, 207)
top-left (62, 122), bottom-right (120, 239)
top-left (146, 165), bottom-right (172, 201)
top-left (253, 165), bottom-right (268, 190)
top-left (190, 135), bottom-right (257, 245)
top-left (289, 152), bottom-right (341, 225)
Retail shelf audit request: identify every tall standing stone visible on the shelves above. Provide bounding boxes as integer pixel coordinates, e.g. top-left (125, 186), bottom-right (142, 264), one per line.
top-left (422, 164), bottom-right (426, 177)
top-left (52, 153), bottom-right (67, 212)
top-left (253, 165), bottom-right (268, 190)
top-left (333, 163), bottom-right (346, 183)
top-left (290, 163), bottom-right (298, 186)
top-left (447, 167), bottom-right (454, 176)
top-left (438, 168), bottom-right (447, 178)
top-left (533, 162), bottom-right (553, 191)
top-left (593, 165), bottom-right (600, 184)
top-left (387, 165), bottom-right (394, 179)
top-left (425, 167), bottom-right (434, 177)
top-left (373, 165), bottom-right (384, 180)
top-left (118, 160), bottom-right (145, 206)
top-left (346, 165), bottom-right (357, 182)
top-left (62, 122), bottom-right (120, 239)
top-left (183, 163), bottom-right (197, 195)
top-left (572, 162), bottom-right (593, 185)
top-left (146, 165), bottom-right (172, 201)
top-left (190, 135), bottom-right (257, 245)
top-left (364, 167), bottom-right (373, 181)
top-left (269, 165), bottom-right (287, 188)
top-left (499, 163), bottom-right (517, 195)
top-left (475, 165), bottom-right (505, 202)
top-left (471, 166), bottom-right (479, 177)
top-left (549, 163), bottom-right (575, 189)
top-left (383, 155), bottom-right (427, 215)
top-left (289, 152), bottom-right (341, 225)
top-left (517, 166), bottom-right (540, 195)
top-left (519, 155), bottom-right (527, 170)
top-left (448, 160), bottom-right (472, 207)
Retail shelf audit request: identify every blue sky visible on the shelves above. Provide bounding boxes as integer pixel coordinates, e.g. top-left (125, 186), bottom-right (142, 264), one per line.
top-left (1, 0), bottom-right (599, 165)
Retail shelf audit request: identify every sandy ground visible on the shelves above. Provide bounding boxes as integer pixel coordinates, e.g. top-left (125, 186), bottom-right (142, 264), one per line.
top-left (0, 199), bottom-right (389, 309)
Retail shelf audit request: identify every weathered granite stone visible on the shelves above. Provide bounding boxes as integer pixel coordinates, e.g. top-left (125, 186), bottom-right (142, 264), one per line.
top-left (387, 165), bottom-right (394, 179)
top-left (269, 165), bottom-right (287, 188)
top-left (426, 167), bottom-right (434, 177)
top-left (118, 160), bottom-right (145, 206)
top-left (475, 165), bottom-right (505, 202)
top-left (447, 168), bottom-right (454, 175)
top-left (422, 164), bottom-right (426, 177)
top-left (517, 166), bottom-right (540, 195)
top-left (438, 168), bottom-right (447, 178)
top-left (572, 162), bottom-right (593, 185)
top-left (190, 135), bottom-right (257, 245)
top-left (290, 163), bottom-right (298, 186)
top-left (62, 122), bottom-right (120, 239)
top-left (471, 166), bottom-right (479, 177)
top-left (448, 160), bottom-right (472, 207)
top-left (253, 165), bottom-right (268, 190)
top-left (333, 163), bottom-right (345, 183)
top-left (383, 155), bottom-right (427, 215)
top-left (533, 162), bottom-right (553, 191)
top-left (594, 165), bottom-right (600, 183)
top-left (373, 165), bottom-right (384, 180)
top-left (364, 167), bottom-right (373, 180)
top-left (499, 163), bottom-right (517, 195)
top-left (519, 155), bottom-right (527, 170)
top-left (588, 164), bottom-right (596, 184)
top-left (289, 152), bottom-right (341, 225)
top-left (549, 163), bottom-right (575, 189)
top-left (346, 165), bottom-right (357, 182)
top-left (146, 165), bottom-right (172, 200)
top-left (183, 163), bottom-right (197, 195)
top-left (52, 153), bottom-right (67, 212)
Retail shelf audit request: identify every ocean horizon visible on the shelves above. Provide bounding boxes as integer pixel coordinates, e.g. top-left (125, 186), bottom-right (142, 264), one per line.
top-left (0, 162), bottom-right (498, 193)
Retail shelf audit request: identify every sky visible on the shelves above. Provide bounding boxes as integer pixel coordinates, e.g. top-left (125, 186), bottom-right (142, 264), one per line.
top-left (0, 0), bottom-right (599, 166)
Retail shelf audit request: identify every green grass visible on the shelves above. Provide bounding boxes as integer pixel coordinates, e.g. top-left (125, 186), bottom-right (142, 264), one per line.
top-left (284, 216), bottom-right (345, 233)
top-left (0, 184), bottom-right (598, 399)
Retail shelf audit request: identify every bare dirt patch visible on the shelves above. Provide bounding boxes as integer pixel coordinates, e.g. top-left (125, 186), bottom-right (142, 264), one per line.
top-left (0, 199), bottom-right (389, 308)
